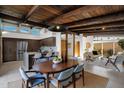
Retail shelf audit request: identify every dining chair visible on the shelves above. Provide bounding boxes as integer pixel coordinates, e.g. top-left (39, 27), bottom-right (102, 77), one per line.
top-left (50, 68), bottom-right (74, 88)
top-left (105, 54), bottom-right (124, 72)
top-left (73, 63), bottom-right (85, 87)
top-left (19, 67), bottom-right (46, 88)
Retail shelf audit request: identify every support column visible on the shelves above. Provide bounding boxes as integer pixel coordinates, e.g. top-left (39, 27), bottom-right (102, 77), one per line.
top-left (56, 32), bottom-right (61, 57)
top-left (0, 18), bottom-right (2, 67)
top-left (65, 32), bottom-right (68, 62)
top-left (73, 33), bottom-right (75, 57)
top-left (101, 40), bottom-right (104, 57)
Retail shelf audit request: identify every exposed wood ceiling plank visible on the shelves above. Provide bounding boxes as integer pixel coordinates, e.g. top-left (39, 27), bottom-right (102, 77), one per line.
top-left (23, 5), bottom-right (39, 22)
top-left (0, 13), bottom-right (48, 27)
top-left (64, 11), bottom-right (124, 27)
top-left (51, 6), bottom-right (124, 24)
top-left (41, 6), bottom-right (61, 15)
top-left (41, 6), bottom-right (83, 25)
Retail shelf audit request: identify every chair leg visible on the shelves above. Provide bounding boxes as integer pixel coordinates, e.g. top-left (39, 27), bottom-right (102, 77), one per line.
top-left (44, 80), bottom-right (46, 88)
top-left (26, 81), bottom-right (28, 88)
top-left (57, 81), bottom-right (60, 88)
top-left (72, 74), bottom-right (76, 88)
top-left (22, 80), bottom-right (24, 88)
top-left (82, 68), bottom-right (85, 86)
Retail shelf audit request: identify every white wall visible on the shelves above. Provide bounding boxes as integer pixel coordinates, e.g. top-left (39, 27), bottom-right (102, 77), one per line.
top-left (86, 36), bottom-right (94, 52)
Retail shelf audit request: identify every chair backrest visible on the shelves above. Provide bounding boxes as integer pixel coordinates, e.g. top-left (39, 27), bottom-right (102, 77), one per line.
top-left (19, 67), bottom-right (29, 80)
top-left (115, 54), bottom-right (124, 64)
top-left (74, 64), bottom-right (84, 73)
top-left (57, 68), bottom-right (74, 81)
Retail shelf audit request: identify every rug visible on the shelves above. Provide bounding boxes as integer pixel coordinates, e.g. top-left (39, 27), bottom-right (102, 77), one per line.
top-left (8, 72), bottom-right (108, 88)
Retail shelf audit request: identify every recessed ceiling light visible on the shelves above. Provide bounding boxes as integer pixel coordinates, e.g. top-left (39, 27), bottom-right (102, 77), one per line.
top-left (102, 27), bottom-right (105, 30)
top-left (56, 26), bottom-right (60, 30)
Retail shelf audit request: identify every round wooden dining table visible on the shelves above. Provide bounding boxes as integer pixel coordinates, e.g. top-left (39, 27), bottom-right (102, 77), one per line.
top-left (33, 59), bottom-right (79, 88)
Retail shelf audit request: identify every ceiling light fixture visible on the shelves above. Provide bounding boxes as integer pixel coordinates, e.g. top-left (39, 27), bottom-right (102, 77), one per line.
top-left (102, 27), bottom-right (105, 30)
top-left (56, 26), bottom-right (60, 30)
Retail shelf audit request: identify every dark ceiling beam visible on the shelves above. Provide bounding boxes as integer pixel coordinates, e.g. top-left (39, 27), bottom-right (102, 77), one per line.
top-left (23, 5), bottom-right (39, 22)
top-left (70, 25), bottom-right (124, 32)
top-left (63, 11), bottom-right (124, 27)
top-left (69, 21), bottom-right (124, 30)
top-left (71, 26), bottom-right (124, 32)
top-left (71, 25), bottom-right (124, 31)
top-left (82, 31), bottom-right (124, 34)
top-left (41, 6), bottom-right (83, 25)
top-left (81, 31), bottom-right (124, 35)
top-left (0, 13), bottom-right (48, 28)
top-left (73, 29), bottom-right (124, 33)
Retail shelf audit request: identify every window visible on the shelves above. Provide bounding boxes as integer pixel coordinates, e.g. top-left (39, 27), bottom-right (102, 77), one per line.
top-left (20, 26), bottom-right (30, 33)
top-left (31, 28), bottom-right (41, 36)
top-left (2, 23), bottom-right (17, 32)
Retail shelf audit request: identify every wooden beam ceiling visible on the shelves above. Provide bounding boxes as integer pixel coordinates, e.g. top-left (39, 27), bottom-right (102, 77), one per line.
top-left (0, 13), bottom-right (48, 27)
top-left (23, 5), bottom-right (39, 22)
top-left (64, 11), bottom-right (124, 28)
top-left (1, 5), bottom-right (124, 35)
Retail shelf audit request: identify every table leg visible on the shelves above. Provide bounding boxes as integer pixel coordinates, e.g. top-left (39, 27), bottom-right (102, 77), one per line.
top-left (46, 73), bottom-right (50, 88)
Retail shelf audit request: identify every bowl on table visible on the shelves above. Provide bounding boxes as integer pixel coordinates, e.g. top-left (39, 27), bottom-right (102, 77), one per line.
top-left (52, 59), bottom-right (62, 64)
